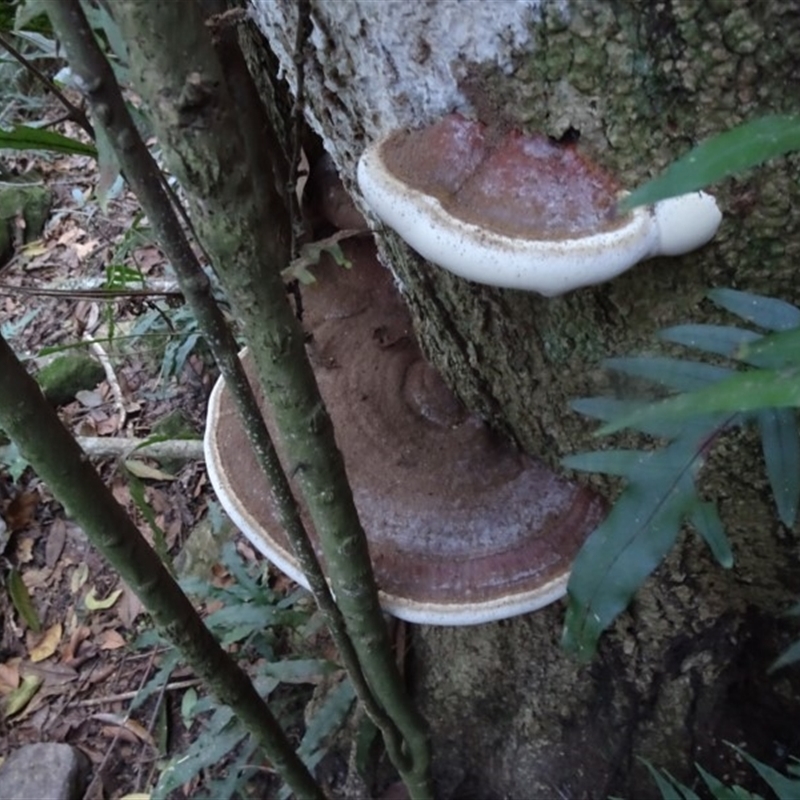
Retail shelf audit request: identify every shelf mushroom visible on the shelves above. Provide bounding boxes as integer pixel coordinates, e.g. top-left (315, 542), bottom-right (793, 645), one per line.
top-left (204, 239), bottom-right (605, 625)
top-left (357, 114), bottom-right (722, 296)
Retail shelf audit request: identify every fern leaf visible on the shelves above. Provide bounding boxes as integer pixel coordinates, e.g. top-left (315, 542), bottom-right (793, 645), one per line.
top-left (279, 680), bottom-right (356, 799)
top-left (770, 639), bottom-right (800, 673)
top-left (730, 744), bottom-right (800, 798)
top-left (571, 397), bottom-right (706, 439)
top-left (708, 288), bottom-right (800, 332)
top-left (597, 371), bottom-right (800, 436)
top-left (738, 328), bottom-right (800, 368)
top-left (563, 449), bottom-right (654, 478)
top-left (619, 115), bottom-right (800, 211)
top-left (562, 437), bottom-right (704, 661)
top-left (696, 764), bottom-right (764, 800)
top-left (689, 501), bottom-right (734, 568)
top-left (757, 409), bottom-right (800, 527)
top-left (659, 324), bottom-right (761, 360)
top-left (605, 355), bottom-right (734, 391)
top-left (639, 758), bottom-right (696, 800)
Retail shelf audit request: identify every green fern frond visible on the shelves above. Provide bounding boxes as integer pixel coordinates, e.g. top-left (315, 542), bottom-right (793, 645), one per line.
top-left (563, 289), bottom-right (800, 661)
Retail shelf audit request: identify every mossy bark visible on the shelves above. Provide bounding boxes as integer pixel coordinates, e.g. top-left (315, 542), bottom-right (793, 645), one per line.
top-left (252, 1), bottom-right (800, 796)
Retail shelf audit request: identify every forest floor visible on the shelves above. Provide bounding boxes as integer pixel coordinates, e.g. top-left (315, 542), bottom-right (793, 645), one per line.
top-left (0, 91), bottom-right (350, 798)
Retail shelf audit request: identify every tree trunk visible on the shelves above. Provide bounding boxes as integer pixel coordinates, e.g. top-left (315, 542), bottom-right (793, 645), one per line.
top-left (248, 2), bottom-right (800, 796)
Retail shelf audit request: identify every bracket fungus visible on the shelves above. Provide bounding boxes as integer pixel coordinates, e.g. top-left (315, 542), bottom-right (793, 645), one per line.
top-left (357, 114), bottom-right (722, 296)
top-left (205, 239), bottom-right (605, 625)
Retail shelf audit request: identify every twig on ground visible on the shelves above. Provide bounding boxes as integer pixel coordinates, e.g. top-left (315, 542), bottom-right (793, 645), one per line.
top-left (1, 436), bottom-right (204, 463)
top-left (85, 337), bottom-right (127, 428)
top-left (67, 679), bottom-right (202, 709)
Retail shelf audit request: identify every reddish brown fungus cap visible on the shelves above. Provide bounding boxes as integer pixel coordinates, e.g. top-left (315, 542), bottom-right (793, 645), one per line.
top-left (205, 239), bottom-right (606, 624)
top-left (358, 114), bottom-right (722, 295)
top-left (380, 113), bottom-right (622, 239)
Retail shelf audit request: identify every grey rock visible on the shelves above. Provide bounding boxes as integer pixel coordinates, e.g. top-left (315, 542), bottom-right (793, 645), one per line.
top-left (0, 743), bottom-right (90, 800)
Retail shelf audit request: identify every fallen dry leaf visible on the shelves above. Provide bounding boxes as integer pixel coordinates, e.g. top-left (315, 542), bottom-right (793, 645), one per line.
top-left (204, 598), bottom-right (225, 615)
top-left (116, 584), bottom-right (145, 628)
top-left (99, 724), bottom-right (140, 745)
top-left (45, 518), bottom-right (67, 567)
top-left (15, 536), bottom-right (35, 563)
top-left (111, 479), bottom-right (131, 507)
top-left (124, 460), bottom-right (174, 481)
top-left (133, 245), bottom-right (164, 272)
top-left (56, 227), bottom-right (82, 246)
top-left (235, 540), bottom-right (257, 563)
top-left (22, 660), bottom-right (78, 685)
top-left (61, 624), bottom-right (90, 664)
top-left (93, 713), bottom-right (155, 747)
top-left (29, 623), bottom-right (63, 663)
top-left (5, 491), bottom-right (38, 532)
top-left (20, 241), bottom-right (49, 257)
top-left (76, 389), bottom-right (104, 409)
top-left (21, 566), bottom-right (54, 591)
top-left (73, 238), bottom-right (99, 259)
top-left (0, 661), bottom-right (20, 694)
top-left (76, 417), bottom-right (99, 437)
top-left (70, 562), bottom-right (90, 593)
top-left (95, 414), bottom-right (122, 436)
top-left (97, 629), bottom-right (126, 651)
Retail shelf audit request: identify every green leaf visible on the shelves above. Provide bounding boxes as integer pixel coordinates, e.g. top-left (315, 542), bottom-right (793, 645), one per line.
top-left (659, 325), bottom-right (761, 361)
top-left (203, 603), bottom-right (306, 632)
top-left (297, 679), bottom-right (355, 761)
top-left (105, 263), bottom-right (146, 288)
top-left (620, 115), bottom-right (800, 211)
top-left (562, 437), bottom-right (702, 661)
top-left (708, 288), bottom-right (800, 332)
top-left (563, 449), bottom-right (653, 478)
top-left (689, 501), bottom-right (733, 568)
top-left (2, 674), bottom-right (42, 719)
top-left (770, 639), bottom-right (800, 673)
top-left (696, 764), bottom-right (762, 800)
top-left (124, 466), bottom-right (173, 574)
top-left (278, 680), bottom-right (356, 800)
top-left (739, 328), bottom-right (800, 370)
top-left (785, 757), bottom-right (800, 778)
top-left (130, 648), bottom-right (181, 710)
top-left (571, 396), bottom-right (697, 439)
top-left (597, 370), bottom-right (800, 436)
top-left (8, 568), bottom-right (41, 632)
top-left (219, 540), bottom-right (266, 595)
top-left (639, 759), bottom-right (688, 800)
top-left (260, 659), bottom-right (341, 684)
top-left (153, 713), bottom-right (247, 800)
top-left (0, 439), bottom-right (30, 482)
top-left (283, 233), bottom-right (355, 285)
top-left (180, 686), bottom-right (198, 723)
top-left (78, 0), bottom-right (129, 71)
top-left (0, 125), bottom-right (97, 157)
top-left (757, 409), bottom-right (800, 527)
top-left (605, 356), bottom-right (734, 392)
top-left (195, 735), bottom-right (260, 800)
top-left (729, 743), bottom-right (800, 799)
top-left (571, 396), bottom-right (643, 422)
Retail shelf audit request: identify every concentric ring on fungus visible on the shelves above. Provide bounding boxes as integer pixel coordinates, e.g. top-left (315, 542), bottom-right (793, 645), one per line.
top-left (205, 239), bottom-right (606, 624)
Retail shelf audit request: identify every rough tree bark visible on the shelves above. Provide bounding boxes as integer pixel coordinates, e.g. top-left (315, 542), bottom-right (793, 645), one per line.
top-left (247, 2), bottom-right (800, 797)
